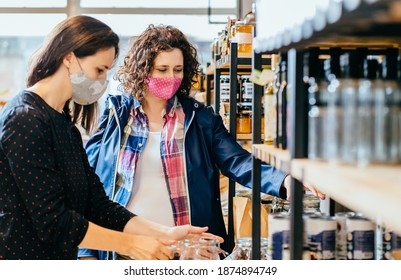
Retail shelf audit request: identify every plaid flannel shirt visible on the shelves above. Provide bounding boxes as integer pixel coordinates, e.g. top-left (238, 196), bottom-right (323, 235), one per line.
top-left (115, 96), bottom-right (190, 226)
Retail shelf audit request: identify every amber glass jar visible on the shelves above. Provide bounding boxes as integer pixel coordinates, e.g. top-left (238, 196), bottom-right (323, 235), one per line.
top-left (236, 112), bottom-right (251, 134)
top-left (235, 21), bottom-right (253, 56)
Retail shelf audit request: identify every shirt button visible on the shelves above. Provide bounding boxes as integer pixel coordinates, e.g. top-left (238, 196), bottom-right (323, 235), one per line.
top-left (138, 143), bottom-right (143, 147)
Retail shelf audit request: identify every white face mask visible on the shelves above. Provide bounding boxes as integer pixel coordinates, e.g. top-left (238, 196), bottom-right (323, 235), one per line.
top-left (69, 59), bottom-right (109, 105)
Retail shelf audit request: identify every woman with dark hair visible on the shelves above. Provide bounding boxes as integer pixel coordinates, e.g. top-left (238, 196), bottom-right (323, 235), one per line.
top-left (80, 24), bottom-right (325, 260)
top-left (0, 16), bottom-right (221, 260)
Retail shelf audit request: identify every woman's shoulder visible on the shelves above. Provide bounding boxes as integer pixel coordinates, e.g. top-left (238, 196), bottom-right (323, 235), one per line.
top-left (0, 91), bottom-right (52, 124)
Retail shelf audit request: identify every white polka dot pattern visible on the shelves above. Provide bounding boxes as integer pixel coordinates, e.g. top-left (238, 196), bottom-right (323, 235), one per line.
top-left (147, 76), bottom-right (183, 100)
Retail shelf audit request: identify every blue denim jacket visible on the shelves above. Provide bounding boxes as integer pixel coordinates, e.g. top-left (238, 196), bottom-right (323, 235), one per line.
top-left (78, 94), bottom-right (287, 259)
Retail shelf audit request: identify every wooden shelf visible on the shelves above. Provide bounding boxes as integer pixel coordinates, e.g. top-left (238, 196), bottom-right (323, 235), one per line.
top-left (235, 134), bottom-right (264, 141)
top-left (252, 143), bottom-right (401, 235)
top-left (291, 159), bottom-right (401, 235)
top-left (252, 144), bottom-right (291, 173)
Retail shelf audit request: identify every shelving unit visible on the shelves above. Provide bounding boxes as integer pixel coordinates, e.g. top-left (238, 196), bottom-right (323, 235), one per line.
top-left (251, 0), bottom-right (401, 260)
top-left (252, 144), bottom-right (291, 173)
top-left (205, 41), bottom-right (271, 252)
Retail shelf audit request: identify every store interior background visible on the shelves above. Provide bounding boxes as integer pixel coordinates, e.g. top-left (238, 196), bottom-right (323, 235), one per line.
top-left (0, 0), bottom-right (248, 105)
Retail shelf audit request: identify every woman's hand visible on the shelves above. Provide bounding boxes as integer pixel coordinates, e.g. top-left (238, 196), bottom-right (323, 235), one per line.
top-left (282, 175), bottom-right (326, 201)
top-left (165, 225), bottom-right (224, 244)
top-left (122, 234), bottom-right (174, 260)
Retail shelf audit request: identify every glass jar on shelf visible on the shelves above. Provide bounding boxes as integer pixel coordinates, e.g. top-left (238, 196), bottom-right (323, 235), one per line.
top-left (232, 237), bottom-right (268, 260)
top-left (236, 110), bottom-right (251, 134)
top-left (235, 21), bottom-right (253, 57)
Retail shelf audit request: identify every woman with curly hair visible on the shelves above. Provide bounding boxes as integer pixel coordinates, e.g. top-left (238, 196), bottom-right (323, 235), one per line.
top-left (78, 24), bottom-right (324, 260)
top-left (0, 17), bottom-right (221, 260)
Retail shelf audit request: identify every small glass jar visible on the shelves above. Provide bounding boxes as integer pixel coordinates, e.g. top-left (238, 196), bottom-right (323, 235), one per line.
top-left (235, 21), bottom-right (253, 57)
top-left (195, 238), bottom-right (221, 260)
top-left (180, 238), bottom-right (222, 260)
top-left (236, 112), bottom-right (251, 134)
top-left (232, 238), bottom-right (268, 260)
top-left (179, 239), bottom-right (197, 260)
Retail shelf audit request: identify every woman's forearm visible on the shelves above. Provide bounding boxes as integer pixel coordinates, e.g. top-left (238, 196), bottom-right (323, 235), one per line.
top-left (78, 221), bottom-right (130, 253)
top-left (123, 216), bottom-right (170, 238)
top-left (78, 221), bottom-right (172, 260)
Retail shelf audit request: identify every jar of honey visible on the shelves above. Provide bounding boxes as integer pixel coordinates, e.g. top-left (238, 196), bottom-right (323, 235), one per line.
top-left (236, 111), bottom-right (251, 134)
top-left (235, 21), bottom-right (253, 57)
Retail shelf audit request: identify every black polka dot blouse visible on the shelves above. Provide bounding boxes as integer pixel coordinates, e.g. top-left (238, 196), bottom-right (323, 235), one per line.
top-left (0, 91), bottom-right (135, 259)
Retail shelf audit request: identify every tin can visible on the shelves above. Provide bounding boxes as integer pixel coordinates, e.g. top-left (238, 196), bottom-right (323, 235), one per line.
top-left (335, 212), bottom-right (355, 260)
top-left (346, 216), bottom-right (375, 260)
top-left (377, 218), bottom-right (401, 260)
top-left (268, 213), bottom-right (290, 260)
top-left (304, 215), bottom-right (337, 260)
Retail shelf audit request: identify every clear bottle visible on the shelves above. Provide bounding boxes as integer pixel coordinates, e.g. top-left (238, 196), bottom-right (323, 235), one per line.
top-left (274, 57), bottom-right (282, 148)
top-left (339, 52), bottom-right (365, 164)
top-left (356, 58), bottom-right (375, 167)
top-left (308, 59), bottom-right (328, 160)
top-left (277, 55), bottom-right (288, 150)
top-left (325, 48), bottom-right (342, 162)
top-left (264, 82), bottom-right (276, 144)
top-left (380, 48), bottom-right (401, 163)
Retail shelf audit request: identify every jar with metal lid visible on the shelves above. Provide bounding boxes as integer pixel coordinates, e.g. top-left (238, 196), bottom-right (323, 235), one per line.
top-left (233, 238), bottom-right (268, 260)
top-left (236, 111), bottom-right (251, 134)
top-left (235, 21), bottom-right (253, 57)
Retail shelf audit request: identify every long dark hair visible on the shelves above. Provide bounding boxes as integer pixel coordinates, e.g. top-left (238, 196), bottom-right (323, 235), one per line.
top-left (26, 15), bottom-right (120, 133)
top-left (116, 24), bottom-right (200, 100)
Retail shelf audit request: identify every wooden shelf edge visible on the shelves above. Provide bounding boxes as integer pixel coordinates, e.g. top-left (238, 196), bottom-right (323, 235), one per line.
top-left (291, 159), bottom-right (401, 235)
top-left (252, 144), bottom-right (291, 172)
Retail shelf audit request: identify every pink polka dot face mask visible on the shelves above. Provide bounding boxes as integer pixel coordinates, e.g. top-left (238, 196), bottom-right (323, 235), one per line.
top-left (147, 75), bottom-right (183, 100)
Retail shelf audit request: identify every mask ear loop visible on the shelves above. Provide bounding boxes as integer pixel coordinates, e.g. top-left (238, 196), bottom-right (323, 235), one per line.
top-left (75, 56), bottom-right (84, 73)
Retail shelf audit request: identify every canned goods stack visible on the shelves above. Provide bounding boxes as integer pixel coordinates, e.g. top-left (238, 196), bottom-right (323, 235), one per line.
top-left (267, 213), bottom-right (290, 260)
top-left (304, 215), bottom-right (337, 260)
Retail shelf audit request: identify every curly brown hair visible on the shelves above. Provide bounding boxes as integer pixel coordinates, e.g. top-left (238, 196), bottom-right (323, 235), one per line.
top-left (116, 24), bottom-right (200, 100)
